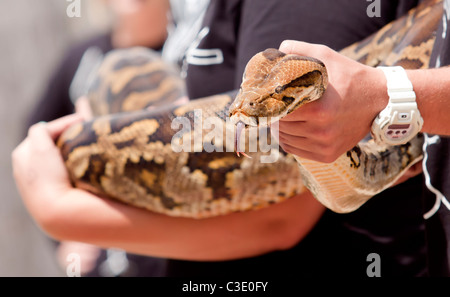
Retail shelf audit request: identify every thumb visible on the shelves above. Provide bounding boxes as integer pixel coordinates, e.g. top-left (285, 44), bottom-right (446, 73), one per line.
top-left (279, 40), bottom-right (330, 60)
top-left (279, 40), bottom-right (311, 55)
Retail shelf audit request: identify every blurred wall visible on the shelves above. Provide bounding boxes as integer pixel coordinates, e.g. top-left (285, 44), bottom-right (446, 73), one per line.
top-left (0, 0), bottom-right (109, 276)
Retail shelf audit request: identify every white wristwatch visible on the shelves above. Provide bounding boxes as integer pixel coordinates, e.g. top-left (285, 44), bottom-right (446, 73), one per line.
top-left (371, 66), bottom-right (423, 145)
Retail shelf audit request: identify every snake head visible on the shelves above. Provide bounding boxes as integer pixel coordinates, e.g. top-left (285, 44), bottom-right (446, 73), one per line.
top-left (229, 48), bottom-right (328, 158)
top-left (228, 90), bottom-right (263, 158)
top-left (229, 89), bottom-right (270, 158)
top-left (229, 88), bottom-right (281, 127)
top-left (229, 48), bottom-right (327, 125)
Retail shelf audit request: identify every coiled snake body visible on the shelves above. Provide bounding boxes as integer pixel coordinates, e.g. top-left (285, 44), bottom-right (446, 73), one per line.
top-left (58, 0), bottom-right (443, 217)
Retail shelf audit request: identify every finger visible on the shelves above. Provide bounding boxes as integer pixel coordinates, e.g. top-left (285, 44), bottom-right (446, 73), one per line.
top-left (278, 132), bottom-right (304, 147)
top-left (278, 141), bottom-right (320, 161)
top-left (26, 122), bottom-right (72, 185)
top-left (278, 120), bottom-right (307, 136)
top-left (279, 99), bottom-right (317, 122)
top-left (278, 124), bottom-right (324, 142)
top-left (279, 95), bottom-right (325, 122)
top-left (27, 114), bottom-right (83, 151)
top-left (279, 40), bottom-right (306, 54)
top-left (393, 162), bottom-right (423, 186)
top-left (279, 40), bottom-right (316, 56)
top-left (278, 132), bottom-right (321, 156)
top-left (27, 122), bottom-right (58, 152)
top-left (278, 132), bottom-right (320, 154)
top-left (278, 132), bottom-right (338, 163)
top-left (173, 95), bottom-right (189, 106)
top-left (45, 113), bottom-right (84, 140)
top-left (75, 96), bottom-right (93, 120)
top-left (279, 103), bottom-right (308, 122)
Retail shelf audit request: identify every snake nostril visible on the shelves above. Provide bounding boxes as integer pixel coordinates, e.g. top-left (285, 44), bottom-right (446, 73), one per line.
top-left (249, 102), bottom-right (254, 106)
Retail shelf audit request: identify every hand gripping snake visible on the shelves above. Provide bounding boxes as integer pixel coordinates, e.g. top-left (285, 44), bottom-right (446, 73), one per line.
top-left (57, 0), bottom-right (443, 217)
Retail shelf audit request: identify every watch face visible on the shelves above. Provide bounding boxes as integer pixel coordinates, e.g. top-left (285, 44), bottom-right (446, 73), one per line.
top-left (384, 124), bottom-right (411, 140)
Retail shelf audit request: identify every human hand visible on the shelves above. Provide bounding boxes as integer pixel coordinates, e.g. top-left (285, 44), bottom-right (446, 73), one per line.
top-left (276, 40), bottom-right (388, 163)
top-left (12, 114), bottom-right (83, 222)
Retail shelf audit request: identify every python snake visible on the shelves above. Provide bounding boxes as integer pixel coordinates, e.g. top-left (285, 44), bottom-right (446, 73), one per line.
top-left (57, 0), bottom-right (443, 217)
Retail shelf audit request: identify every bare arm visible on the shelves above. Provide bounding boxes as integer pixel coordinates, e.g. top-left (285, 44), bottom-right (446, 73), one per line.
top-left (12, 114), bottom-right (324, 261)
top-left (276, 40), bottom-right (450, 162)
top-left (407, 67), bottom-right (450, 135)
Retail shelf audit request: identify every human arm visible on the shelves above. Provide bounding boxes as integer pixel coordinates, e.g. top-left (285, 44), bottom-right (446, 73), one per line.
top-left (12, 114), bottom-right (324, 261)
top-left (276, 40), bottom-right (450, 163)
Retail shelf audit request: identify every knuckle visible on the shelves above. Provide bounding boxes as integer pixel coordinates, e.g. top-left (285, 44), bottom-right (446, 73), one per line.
top-left (11, 141), bottom-right (26, 164)
top-left (321, 154), bottom-right (338, 164)
top-left (27, 123), bottom-right (42, 137)
top-left (314, 127), bottom-right (335, 143)
top-left (317, 107), bottom-right (335, 125)
top-left (305, 105), bottom-right (334, 126)
top-left (279, 142), bottom-right (291, 153)
top-left (314, 152), bottom-right (337, 164)
top-left (316, 143), bottom-right (339, 163)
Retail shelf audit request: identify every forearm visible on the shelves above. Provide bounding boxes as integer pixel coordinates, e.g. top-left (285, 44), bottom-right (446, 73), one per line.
top-left (407, 67), bottom-right (450, 135)
top-left (14, 91), bottom-right (325, 264)
top-left (37, 188), bottom-right (324, 261)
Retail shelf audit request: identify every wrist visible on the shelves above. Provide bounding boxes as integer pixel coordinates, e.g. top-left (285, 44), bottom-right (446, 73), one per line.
top-left (405, 69), bottom-right (432, 133)
top-left (360, 65), bottom-right (389, 126)
top-left (370, 66), bottom-right (390, 119)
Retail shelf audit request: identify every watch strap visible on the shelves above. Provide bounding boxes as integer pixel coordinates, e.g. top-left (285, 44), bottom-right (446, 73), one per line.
top-left (377, 66), bottom-right (416, 103)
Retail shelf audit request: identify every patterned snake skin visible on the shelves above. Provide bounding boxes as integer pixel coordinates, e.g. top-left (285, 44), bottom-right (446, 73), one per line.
top-left (57, 0), bottom-right (443, 217)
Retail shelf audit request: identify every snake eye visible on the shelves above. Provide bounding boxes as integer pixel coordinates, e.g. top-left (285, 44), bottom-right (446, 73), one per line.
top-left (249, 102), bottom-right (254, 106)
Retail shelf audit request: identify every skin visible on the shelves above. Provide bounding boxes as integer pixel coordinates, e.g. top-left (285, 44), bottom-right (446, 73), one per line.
top-left (276, 40), bottom-right (450, 163)
top-left (12, 113), bottom-right (325, 261)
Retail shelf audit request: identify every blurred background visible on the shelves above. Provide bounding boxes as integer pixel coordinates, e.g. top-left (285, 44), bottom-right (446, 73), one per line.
top-left (0, 0), bottom-right (111, 276)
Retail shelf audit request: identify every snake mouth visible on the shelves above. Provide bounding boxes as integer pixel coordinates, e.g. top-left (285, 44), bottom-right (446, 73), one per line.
top-left (229, 111), bottom-right (258, 127)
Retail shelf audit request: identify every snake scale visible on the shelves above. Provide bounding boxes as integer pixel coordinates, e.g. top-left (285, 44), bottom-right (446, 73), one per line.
top-left (58, 0), bottom-right (443, 218)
